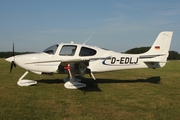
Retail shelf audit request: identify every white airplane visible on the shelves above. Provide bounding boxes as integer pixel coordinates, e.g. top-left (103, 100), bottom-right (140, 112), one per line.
top-left (6, 31), bottom-right (173, 89)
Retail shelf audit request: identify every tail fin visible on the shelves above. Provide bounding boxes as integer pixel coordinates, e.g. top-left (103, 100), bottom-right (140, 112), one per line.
top-left (140, 31), bottom-right (173, 68)
top-left (146, 31), bottom-right (173, 55)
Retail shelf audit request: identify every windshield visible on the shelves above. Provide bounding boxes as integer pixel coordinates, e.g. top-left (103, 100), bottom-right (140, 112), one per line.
top-left (43, 44), bottom-right (59, 55)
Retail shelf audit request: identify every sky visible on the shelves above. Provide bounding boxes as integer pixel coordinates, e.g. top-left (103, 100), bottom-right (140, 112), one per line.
top-left (1, 0), bottom-right (180, 52)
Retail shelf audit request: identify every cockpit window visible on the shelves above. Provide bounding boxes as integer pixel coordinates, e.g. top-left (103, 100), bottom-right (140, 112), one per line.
top-left (43, 44), bottom-right (59, 55)
top-left (79, 47), bottom-right (97, 56)
top-left (59, 45), bottom-right (77, 56)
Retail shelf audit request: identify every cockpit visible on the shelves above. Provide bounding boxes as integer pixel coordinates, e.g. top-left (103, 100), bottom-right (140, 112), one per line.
top-left (43, 44), bottom-right (97, 57)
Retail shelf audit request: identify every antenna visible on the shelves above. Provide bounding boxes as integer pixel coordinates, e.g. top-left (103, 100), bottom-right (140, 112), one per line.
top-left (83, 35), bottom-right (93, 45)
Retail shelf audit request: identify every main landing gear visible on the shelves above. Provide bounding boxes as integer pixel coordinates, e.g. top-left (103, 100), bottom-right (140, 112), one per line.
top-left (63, 64), bottom-right (86, 89)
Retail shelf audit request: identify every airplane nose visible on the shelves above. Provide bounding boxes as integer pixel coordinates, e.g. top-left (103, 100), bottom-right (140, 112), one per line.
top-left (5, 56), bottom-right (14, 63)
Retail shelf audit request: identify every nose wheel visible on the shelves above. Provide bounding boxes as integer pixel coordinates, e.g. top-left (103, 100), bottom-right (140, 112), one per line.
top-left (17, 71), bottom-right (37, 86)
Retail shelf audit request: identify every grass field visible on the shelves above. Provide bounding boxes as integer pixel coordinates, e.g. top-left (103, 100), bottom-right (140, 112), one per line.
top-left (0, 58), bottom-right (180, 120)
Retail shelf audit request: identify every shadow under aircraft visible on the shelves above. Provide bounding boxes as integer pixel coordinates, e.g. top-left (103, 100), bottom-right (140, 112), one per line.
top-left (37, 76), bottom-right (161, 93)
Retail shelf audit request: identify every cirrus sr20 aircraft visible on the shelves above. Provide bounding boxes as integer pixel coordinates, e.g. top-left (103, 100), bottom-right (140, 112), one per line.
top-left (6, 31), bottom-right (173, 89)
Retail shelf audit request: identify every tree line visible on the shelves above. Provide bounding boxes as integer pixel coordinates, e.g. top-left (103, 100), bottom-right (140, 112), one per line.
top-left (0, 52), bottom-right (35, 58)
top-left (0, 47), bottom-right (180, 60)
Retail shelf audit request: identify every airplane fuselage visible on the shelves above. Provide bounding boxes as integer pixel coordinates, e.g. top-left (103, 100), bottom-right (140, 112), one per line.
top-left (7, 42), bottom-right (160, 74)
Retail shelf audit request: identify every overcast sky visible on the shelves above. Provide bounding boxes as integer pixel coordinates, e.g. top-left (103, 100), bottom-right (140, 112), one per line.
top-left (1, 0), bottom-right (180, 52)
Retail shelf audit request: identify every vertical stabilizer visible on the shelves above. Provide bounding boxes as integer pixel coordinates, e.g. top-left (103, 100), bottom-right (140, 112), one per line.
top-left (140, 31), bottom-right (173, 68)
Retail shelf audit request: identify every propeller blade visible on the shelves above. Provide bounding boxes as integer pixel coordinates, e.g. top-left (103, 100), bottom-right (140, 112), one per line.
top-left (10, 43), bottom-right (16, 73)
top-left (10, 61), bottom-right (14, 73)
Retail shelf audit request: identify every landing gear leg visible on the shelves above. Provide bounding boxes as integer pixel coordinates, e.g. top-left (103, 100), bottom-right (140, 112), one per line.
top-left (64, 64), bottom-right (86, 89)
top-left (17, 71), bottom-right (37, 86)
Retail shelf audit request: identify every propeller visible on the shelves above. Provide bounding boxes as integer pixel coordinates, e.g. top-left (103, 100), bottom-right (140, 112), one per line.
top-left (10, 43), bottom-right (16, 73)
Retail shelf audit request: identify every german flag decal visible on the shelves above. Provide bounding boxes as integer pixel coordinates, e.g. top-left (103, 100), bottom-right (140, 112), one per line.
top-left (155, 46), bottom-right (160, 50)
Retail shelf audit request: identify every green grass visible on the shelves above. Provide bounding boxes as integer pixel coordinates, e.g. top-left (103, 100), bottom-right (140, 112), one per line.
top-left (0, 58), bottom-right (180, 120)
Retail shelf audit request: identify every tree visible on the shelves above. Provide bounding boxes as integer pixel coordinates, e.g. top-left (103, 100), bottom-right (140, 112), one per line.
top-left (168, 51), bottom-right (180, 60)
top-left (125, 47), bottom-right (150, 54)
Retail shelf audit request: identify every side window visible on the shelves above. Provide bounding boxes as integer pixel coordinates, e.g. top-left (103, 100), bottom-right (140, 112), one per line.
top-left (79, 47), bottom-right (97, 56)
top-left (59, 45), bottom-right (77, 56)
